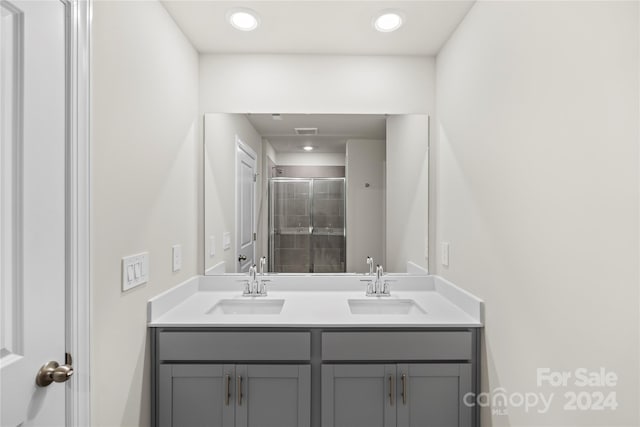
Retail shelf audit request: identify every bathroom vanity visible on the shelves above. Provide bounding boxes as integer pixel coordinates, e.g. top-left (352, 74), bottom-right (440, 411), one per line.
top-left (148, 274), bottom-right (483, 427)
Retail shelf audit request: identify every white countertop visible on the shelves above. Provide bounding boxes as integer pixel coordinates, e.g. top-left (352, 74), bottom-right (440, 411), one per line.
top-left (148, 274), bottom-right (483, 328)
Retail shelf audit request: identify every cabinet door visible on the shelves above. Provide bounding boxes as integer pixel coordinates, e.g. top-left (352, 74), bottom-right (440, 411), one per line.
top-left (159, 364), bottom-right (235, 427)
top-left (321, 364), bottom-right (396, 427)
top-left (236, 364), bottom-right (311, 427)
top-left (396, 364), bottom-right (472, 427)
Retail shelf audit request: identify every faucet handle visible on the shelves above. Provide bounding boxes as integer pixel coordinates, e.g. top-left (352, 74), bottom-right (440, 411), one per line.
top-left (238, 279), bottom-right (251, 295)
top-left (381, 278), bottom-right (397, 296)
top-left (360, 279), bottom-right (374, 296)
top-left (382, 282), bottom-right (391, 295)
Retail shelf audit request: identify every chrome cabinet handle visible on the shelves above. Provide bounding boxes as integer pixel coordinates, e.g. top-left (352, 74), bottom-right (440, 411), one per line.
top-left (401, 373), bottom-right (407, 405)
top-left (225, 375), bottom-right (231, 406)
top-left (389, 375), bottom-right (394, 406)
top-left (237, 375), bottom-right (243, 406)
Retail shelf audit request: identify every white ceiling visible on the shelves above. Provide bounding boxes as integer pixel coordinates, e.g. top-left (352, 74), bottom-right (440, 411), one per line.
top-left (161, 1), bottom-right (475, 55)
top-left (247, 114), bottom-right (386, 153)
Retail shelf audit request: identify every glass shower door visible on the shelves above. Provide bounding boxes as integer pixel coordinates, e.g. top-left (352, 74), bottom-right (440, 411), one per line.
top-left (310, 178), bottom-right (346, 273)
top-left (270, 179), bottom-right (312, 273)
top-left (269, 178), bottom-right (346, 273)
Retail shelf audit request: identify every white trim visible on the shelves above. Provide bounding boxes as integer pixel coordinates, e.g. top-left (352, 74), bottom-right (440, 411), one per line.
top-left (0, 0), bottom-right (24, 361)
top-left (147, 275), bottom-right (201, 323)
top-left (235, 135), bottom-right (257, 272)
top-left (406, 261), bottom-right (429, 275)
top-left (205, 261), bottom-right (226, 275)
top-left (65, 0), bottom-right (91, 425)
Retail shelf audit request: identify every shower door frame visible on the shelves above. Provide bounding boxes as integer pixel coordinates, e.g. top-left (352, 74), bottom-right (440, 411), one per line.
top-left (268, 177), bottom-right (346, 273)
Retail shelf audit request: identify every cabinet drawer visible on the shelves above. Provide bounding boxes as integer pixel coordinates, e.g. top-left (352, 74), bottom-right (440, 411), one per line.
top-left (158, 331), bottom-right (310, 361)
top-left (322, 331), bottom-right (472, 361)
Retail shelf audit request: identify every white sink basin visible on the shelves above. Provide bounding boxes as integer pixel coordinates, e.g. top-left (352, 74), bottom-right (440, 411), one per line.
top-left (207, 299), bottom-right (285, 315)
top-left (348, 299), bottom-right (426, 315)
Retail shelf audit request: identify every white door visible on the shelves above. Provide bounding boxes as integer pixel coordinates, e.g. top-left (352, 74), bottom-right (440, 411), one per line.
top-left (1, 0), bottom-right (69, 425)
top-left (236, 138), bottom-right (256, 273)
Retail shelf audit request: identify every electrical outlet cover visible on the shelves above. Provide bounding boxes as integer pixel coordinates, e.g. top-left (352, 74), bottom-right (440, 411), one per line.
top-left (441, 242), bottom-right (450, 267)
top-left (172, 245), bottom-right (182, 272)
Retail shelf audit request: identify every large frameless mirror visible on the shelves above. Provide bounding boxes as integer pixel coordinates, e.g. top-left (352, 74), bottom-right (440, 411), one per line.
top-left (204, 113), bottom-right (429, 275)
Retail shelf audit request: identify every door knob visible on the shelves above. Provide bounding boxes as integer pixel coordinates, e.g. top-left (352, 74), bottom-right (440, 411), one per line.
top-left (238, 254), bottom-right (247, 262)
top-left (36, 359), bottom-right (74, 387)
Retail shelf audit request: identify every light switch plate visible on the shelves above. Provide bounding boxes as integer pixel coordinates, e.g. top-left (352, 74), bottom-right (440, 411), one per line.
top-left (209, 235), bottom-right (216, 257)
top-left (223, 232), bottom-right (231, 251)
top-left (172, 244), bottom-right (182, 272)
top-left (122, 252), bottom-right (149, 291)
top-left (441, 242), bottom-right (450, 267)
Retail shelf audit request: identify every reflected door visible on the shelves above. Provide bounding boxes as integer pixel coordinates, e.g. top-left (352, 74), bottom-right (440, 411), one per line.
top-left (236, 139), bottom-right (257, 273)
top-left (1, 0), bottom-right (68, 424)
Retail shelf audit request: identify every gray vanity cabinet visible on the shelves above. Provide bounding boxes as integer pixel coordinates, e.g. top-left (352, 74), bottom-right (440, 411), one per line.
top-left (395, 363), bottom-right (472, 427)
top-left (152, 328), bottom-right (480, 427)
top-left (159, 364), bottom-right (310, 427)
top-left (321, 363), bottom-right (471, 427)
top-left (236, 364), bottom-right (311, 427)
top-left (321, 364), bottom-right (397, 427)
top-left (321, 331), bottom-right (475, 427)
top-left (159, 364), bottom-right (235, 427)
top-left (154, 331), bottom-right (312, 427)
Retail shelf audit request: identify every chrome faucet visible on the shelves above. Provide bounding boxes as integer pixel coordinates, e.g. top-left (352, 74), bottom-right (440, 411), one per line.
top-left (242, 263), bottom-right (268, 296)
top-left (259, 256), bottom-right (267, 275)
top-left (361, 264), bottom-right (394, 297)
top-left (364, 264), bottom-right (391, 297)
top-left (363, 257), bottom-right (375, 295)
top-left (366, 256), bottom-right (374, 275)
top-left (375, 265), bottom-right (385, 295)
top-left (258, 256), bottom-right (268, 295)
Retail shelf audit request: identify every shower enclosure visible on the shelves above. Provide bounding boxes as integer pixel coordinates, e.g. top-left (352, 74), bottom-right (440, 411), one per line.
top-left (269, 178), bottom-right (346, 273)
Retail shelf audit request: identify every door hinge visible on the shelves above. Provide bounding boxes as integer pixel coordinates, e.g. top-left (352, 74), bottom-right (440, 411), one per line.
top-left (253, 232), bottom-right (257, 241)
top-left (253, 173), bottom-right (257, 182)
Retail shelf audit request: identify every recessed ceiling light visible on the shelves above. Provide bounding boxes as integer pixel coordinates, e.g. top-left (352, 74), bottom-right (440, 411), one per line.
top-left (303, 146), bottom-right (315, 152)
top-left (373, 11), bottom-right (404, 33)
top-left (227, 8), bottom-right (260, 31)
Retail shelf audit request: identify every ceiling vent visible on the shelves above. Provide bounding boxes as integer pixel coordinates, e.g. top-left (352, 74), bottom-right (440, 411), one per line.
top-left (294, 127), bottom-right (318, 136)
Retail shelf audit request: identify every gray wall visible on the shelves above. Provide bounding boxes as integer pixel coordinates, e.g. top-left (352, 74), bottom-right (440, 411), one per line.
top-left (91, 1), bottom-right (199, 425)
top-left (435, 1), bottom-right (639, 425)
top-left (346, 139), bottom-right (386, 273)
top-left (386, 115), bottom-right (430, 272)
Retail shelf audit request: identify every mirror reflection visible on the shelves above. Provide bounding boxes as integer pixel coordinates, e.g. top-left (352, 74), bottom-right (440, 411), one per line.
top-left (204, 113), bottom-right (429, 275)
